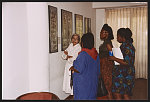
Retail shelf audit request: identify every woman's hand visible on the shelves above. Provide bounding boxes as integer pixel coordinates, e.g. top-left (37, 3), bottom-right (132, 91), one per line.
top-left (108, 56), bottom-right (116, 61)
top-left (69, 66), bottom-right (74, 71)
top-left (69, 66), bottom-right (79, 73)
top-left (67, 55), bottom-right (73, 59)
top-left (66, 55), bottom-right (73, 60)
top-left (64, 51), bottom-right (68, 55)
top-left (72, 71), bottom-right (74, 74)
top-left (109, 56), bottom-right (128, 65)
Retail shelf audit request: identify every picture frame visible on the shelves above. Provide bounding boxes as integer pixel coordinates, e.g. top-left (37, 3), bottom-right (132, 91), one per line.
top-left (75, 14), bottom-right (83, 37)
top-left (61, 9), bottom-right (73, 51)
top-left (48, 5), bottom-right (58, 53)
top-left (84, 17), bottom-right (91, 33)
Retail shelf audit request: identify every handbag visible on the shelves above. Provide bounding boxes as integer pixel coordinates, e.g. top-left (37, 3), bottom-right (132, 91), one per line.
top-left (97, 75), bottom-right (108, 97)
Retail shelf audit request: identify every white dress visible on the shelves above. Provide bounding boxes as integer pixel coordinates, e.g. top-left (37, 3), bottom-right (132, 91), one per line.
top-left (62, 43), bottom-right (81, 95)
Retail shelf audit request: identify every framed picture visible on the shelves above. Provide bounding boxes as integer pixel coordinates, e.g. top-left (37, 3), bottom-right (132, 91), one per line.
top-left (48, 5), bottom-right (58, 53)
top-left (84, 17), bottom-right (91, 33)
top-left (75, 14), bottom-right (83, 37)
top-left (61, 9), bottom-right (73, 51)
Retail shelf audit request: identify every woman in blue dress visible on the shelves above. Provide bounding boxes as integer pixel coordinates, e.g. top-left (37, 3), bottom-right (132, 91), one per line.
top-left (109, 28), bottom-right (135, 100)
top-left (69, 32), bottom-right (100, 100)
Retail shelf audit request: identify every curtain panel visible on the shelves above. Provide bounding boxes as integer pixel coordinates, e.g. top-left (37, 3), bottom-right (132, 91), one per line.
top-left (105, 7), bottom-right (148, 79)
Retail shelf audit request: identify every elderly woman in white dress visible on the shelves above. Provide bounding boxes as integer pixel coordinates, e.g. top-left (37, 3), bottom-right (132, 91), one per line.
top-left (62, 34), bottom-right (81, 95)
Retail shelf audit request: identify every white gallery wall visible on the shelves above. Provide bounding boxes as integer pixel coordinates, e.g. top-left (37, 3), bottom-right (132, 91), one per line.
top-left (95, 9), bottom-right (105, 52)
top-left (47, 2), bottom-right (96, 99)
top-left (2, 2), bottom-right (50, 99)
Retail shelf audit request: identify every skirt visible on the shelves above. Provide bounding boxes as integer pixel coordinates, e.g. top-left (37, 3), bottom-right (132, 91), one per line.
top-left (112, 65), bottom-right (135, 95)
top-left (100, 57), bottom-right (114, 92)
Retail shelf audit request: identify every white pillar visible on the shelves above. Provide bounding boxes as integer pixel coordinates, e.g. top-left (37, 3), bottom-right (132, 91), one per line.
top-left (2, 2), bottom-right (29, 99)
top-left (26, 2), bottom-right (49, 92)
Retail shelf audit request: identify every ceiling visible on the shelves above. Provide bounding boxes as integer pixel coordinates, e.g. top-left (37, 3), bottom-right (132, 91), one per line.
top-left (92, 2), bottom-right (147, 9)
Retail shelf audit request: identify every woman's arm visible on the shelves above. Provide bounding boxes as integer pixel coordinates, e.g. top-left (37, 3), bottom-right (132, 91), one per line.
top-left (69, 66), bottom-right (80, 73)
top-left (63, 50), bottom-right (73, 60)
top-left (106, 43), bottom-right (112, 51)
top-left (107, 42), bottom-right (127, 65)
top-left (68, 45), bottom-right (81, 63)
top-left (109, 56), bottom-right (128, 65)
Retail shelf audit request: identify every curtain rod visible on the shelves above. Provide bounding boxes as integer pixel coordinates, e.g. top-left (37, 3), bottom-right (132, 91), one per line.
top-left (95, 4), bottom-right (147, 9)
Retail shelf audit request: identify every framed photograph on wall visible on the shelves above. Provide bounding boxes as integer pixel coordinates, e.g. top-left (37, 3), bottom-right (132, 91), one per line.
top-left (61, 9), bottom-right (73, 51)
top-left (84, 17), bottom-right (91, 33)
top-left (48, 5), bottom-right (58, 53)
top-left (75, 14), bottom-right (83, 37)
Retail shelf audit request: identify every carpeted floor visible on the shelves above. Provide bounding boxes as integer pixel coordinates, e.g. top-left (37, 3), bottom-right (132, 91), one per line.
top-left (131, 78), bottom-right (148, 100)
top-left (65, 78), bottom-right (148, 100)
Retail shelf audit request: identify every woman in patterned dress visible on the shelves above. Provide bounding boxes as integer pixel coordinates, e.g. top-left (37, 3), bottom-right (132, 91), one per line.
top-left (99, 24), bottom-right (114, 99)
top-left (109, 28), bottom-right (135, 100)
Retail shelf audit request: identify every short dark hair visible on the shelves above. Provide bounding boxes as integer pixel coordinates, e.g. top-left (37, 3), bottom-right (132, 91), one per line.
top-left (117, 28), bottom-right (133, 43)
top-left (71, 34), bottom-right (80, 43)
top-left (102, 24), bottom-right (114, 40)
top-left (81, 32), bottom-right (94, 49)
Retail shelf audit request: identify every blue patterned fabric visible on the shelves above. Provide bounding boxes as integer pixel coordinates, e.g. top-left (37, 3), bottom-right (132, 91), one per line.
top-left (112, 42), bottom-right (135, 95)
top-left (73, 51), bottom-right (100, 100)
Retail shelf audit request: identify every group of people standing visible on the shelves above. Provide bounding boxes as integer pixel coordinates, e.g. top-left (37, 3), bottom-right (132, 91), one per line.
top-left (62, 24), bottom-right (135, 100)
